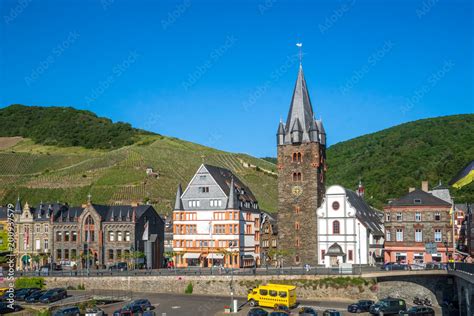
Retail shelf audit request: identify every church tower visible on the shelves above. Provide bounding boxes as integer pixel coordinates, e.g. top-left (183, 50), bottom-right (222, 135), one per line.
top-left (276, 64), bottom-right (326, 266)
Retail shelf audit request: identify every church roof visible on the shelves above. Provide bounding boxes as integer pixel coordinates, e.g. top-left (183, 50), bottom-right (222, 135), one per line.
top-left (345, 189), bottom-right (384, 237)
top-left (285, 65), bottom-right (314, 138)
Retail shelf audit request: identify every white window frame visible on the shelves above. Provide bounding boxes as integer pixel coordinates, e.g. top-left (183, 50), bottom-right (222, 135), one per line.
top-left (434, 229), bottom-right (442, 242)
top-left (396, 229), bottom-right (403, 242)
top-left (415, 229), bottom-right (423, 242)
top-left (415, 212), bottom-right (421, 221)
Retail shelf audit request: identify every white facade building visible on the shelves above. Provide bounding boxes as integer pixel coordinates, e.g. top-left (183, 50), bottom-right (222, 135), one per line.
top-left (173, 164), bottom-right (261, 268)
top-left (316, 185), bottom-right (384, 267)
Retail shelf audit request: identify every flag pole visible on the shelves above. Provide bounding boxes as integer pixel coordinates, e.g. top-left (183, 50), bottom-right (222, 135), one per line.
top-left (452, 199), bottom-right (456, 270)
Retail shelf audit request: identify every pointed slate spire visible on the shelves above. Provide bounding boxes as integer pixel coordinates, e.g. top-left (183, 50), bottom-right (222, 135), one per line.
top-left (15, 196), bottom-right (22, 214)
top-left (126, 209), bottom-right (131, 221)
top-left (316, 119), bottom-right (326, 145)
top-left (277, 119), bottom-right (286, 146)
top-left (118, 209), bottom-right (122, 221)
top-left (309, 118), bottom-right (319, 142)
top-left (226, 177), bottom-right (238, 210)
top-left (285, 64), bottom-right (315, 143)
top-left (174, 184), bottom-right (184, 210)
top-left (110, 209), bottom-right (115, 221)
top-left (74, 209), bottom-right (78, 221)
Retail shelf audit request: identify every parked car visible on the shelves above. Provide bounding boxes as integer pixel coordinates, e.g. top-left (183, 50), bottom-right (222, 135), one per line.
top-left (52, 306), bottom-right (81, 316)
top-left (399, 306), bottom-right (435, 316)
top-left (269, 312), bottom-right (290, 316)
top-left (369, 298), bottom-right (407, 315)
top-left (409, 264), bottom-right (425, 271)
top-left (40, 288), bottom-right (67, 303)
top-left (15, 288), bottom-right (41, 301)
top-left (383, 263), bottom-right (409, 271)
top-left (86, 306), bottom-right (105, 316)
top-left (110, 262), bottom-right (128, 271)
top-left (113, 304), bottom-right (145, 316)
top-left (143, 311), bottom-right (156, 316)
top-left (248, 308), bottom-right (269, 316)
top-left (25, 290), bottom-right (47, 303)
top-left (322, 310), bottom-right (341, 316)
top-left (0, 302), bottom-right (23, 314)
top-left (347, 300), bottom-right (375, 313)
top-left (299, 306), bottom-right (318, 315)
top-left (274, 304), bottom-right (290, 312)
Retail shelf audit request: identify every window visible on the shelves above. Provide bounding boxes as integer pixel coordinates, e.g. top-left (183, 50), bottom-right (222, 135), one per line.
top-left (295, 238), bottom-right (300, 247)
top-left (117, 249), bottom-right (122, 259)
top-left (434, 229), bottom-right (442, 242)
top-left (125, 231), bottom-right (131, 241)
top-left (259, 289), bottom-right (268, 296)
top-left (72, 231), bottom-right (77, 242)
top-left (64, 249), bottom-right (69, 260)
top-left (109, 231), bottom-right (115, 242)
top-left (333, 220), bottom-right (340, 234)
top-left (415, 212), bottom-right (421, 222)
top-left (295, 222), bottom-right (300, 230)
top-left (71, 249), bottom-right (76, 259)
top-left (188, 200), bottom-right (200, 208)
top-left (414, 199), bottom-right (422, 204)
top-left (348, 250), bottom-right (353, 261)
top-left (386, 213), bottom-right (391, 222)
top-left (292, 172), bottom-right (302, 181)
top-left (35, 239), bottom-right (40, 250)
top-left (56, 231), bottom-right (62, 242)
top-left (396, 229), bottom-right (403, 242)
top-left (294, 206), bottom-right (301, 214)
top-left (415, 229), bottom-right (423, 242)
top-left (269, 290), bottom-right (277, 297)
top-left (199, 187), bottom-right (209, 193)
top-left (210, 200), bottom-right (222, 207)
top-left (214, 212), bottom-right (225, 220)
top-left (214, 225), bottom-right (226, 234)
top-left (44, 239), bottom-right (49, 250)
top-left (295, 255), bottom-right (300, 263)
top-left (279, 291), bottom-right (287, 298)
top-left (246, 224), bottom-right (252, 234)
top-left (108, 249), bottom-right (114, 260)
top-left (117, 232), bottom-right (123, 241)
top-left (271, 239), bottom-right (277, 247)
top-left (386, 231), bottom-right (391, 241)
top-left (292, 152), bottom-right (302, 162)
top-left (332, 201), bottom-right (340, 210)
top-left (45, 225), bottom-right (49, 233)
top-left (56, 249), bottom-right (62, 260)
top-left (321, 249), bottom-right (325, 258)
top-left (64, 231), bottom-right (70, 242)
top-left (434, 212), bottom-right (441, 221)
top-left (35, 224), bottom-right (41, 233)
top-left (396, 212), bottom-right (403, 221)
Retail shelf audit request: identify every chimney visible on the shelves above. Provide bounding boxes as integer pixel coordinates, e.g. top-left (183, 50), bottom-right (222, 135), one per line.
top-left (409, 187), bottom-right (416, 193)
top-left (421, 181), bottom-right (429, 192)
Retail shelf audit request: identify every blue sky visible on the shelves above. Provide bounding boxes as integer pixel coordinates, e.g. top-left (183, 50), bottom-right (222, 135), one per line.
top-left (1, 0), bottom-right (472, 157)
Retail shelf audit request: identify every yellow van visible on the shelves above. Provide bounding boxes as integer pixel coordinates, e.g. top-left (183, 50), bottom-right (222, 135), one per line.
top-left (247, 283), bottom-right (297, 308)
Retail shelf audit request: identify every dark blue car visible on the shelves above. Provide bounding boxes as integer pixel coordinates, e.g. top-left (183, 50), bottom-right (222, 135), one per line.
top-left (248, 308), bottom-right (269, 316)
top-left (348, 300), bottom-right (375, 313)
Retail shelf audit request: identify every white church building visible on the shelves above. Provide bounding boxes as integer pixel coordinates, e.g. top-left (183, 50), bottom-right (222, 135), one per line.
top-left (316, 184), bottom-right (384, 267)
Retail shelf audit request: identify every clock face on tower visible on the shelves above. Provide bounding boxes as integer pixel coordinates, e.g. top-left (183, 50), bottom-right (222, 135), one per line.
top-left (292, 185), bottom-right (303, 197)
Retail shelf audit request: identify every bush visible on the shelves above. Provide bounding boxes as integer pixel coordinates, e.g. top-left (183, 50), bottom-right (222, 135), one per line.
top-left (15, 277), bottom-right (45, 289)
top-left (77, 284), bottom-right (85, 290)
top-left (184, 282), bottom-right (193, 294)
top-left (35, 309), bottom-right (51, 316)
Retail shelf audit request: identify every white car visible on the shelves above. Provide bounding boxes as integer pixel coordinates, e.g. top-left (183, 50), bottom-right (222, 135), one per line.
top-left (85, 307), bottom-right (104, 316)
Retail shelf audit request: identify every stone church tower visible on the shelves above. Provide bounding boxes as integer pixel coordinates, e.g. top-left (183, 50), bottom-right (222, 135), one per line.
top-left (276, 64), bottom-right (326, 266)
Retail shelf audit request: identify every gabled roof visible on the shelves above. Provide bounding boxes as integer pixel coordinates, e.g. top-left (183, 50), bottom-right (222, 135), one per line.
top-left (388, 189), bottom-right (451, 207)
top-left (203, 164), bottom-right (257, 203)
top-left (30, 203), bottom-right (67, 222)
top-left (345, 189), bottom-right (384, 237)
top-left (92, 204), bottom-right (156, 222)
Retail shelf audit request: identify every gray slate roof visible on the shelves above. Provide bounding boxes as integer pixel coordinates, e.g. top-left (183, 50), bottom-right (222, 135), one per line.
top-left (204, 164), bottom-right (257, 203)
top-left (345, 189), bottom-right (384, 237)
top-left (388, 189), bottom-right (451, 207)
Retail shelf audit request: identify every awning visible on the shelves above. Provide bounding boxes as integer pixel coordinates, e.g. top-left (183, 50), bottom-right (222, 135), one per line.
top-left (207, 253), bottom-right (224, 259)
top-left (242, 255), bottom-right (254, 260)
top-left (183, 253), bottom-right (201, 259)
top-left (325, 243), bottom-right (345, 256)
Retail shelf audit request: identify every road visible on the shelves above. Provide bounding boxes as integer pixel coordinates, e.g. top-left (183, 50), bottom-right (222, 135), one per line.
top-left (82, 290), bottom-right (353, 316)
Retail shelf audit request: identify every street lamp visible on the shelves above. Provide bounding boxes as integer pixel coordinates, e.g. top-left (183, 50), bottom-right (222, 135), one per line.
top-left (229, 240), bottom-right (236, 313)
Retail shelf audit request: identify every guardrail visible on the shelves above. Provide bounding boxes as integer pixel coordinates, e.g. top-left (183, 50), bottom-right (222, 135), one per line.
top-left (447, 262), bottom-right (474, 275)
top-left (14, 266), bottom-right (381, 277)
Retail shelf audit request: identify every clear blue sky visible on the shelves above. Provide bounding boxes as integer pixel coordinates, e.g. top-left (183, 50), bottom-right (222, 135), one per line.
top-left (1, 0), bottom-right (472, 157)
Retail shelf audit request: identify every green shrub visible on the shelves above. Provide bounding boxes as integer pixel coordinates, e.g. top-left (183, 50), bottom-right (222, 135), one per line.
top-left (15, 277), bottom-right (45, 289)
top-left (77, 284), bottom-right (85, 290)
top-left (184, 282), bottom-right (193, 294)
top-left (35, 309), bottom-right (51, 316)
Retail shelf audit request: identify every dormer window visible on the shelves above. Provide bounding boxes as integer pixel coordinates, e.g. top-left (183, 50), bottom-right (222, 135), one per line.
top-left (414, 199), bottom-right (422, 204)
top-left (198, 187), bottom-right (209, 193)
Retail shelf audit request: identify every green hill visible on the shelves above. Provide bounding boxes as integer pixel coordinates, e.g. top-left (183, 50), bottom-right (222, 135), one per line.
top-left (0, 105), bottom-right (277, 214)
top-left (326, 114), bottom-right (474, 209)
top-left (0, 104), bottom-right (150, 149)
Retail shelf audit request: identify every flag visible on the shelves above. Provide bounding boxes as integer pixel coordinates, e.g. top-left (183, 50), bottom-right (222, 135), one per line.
top-left (142, 220), bottom-right (149, 241)
top-left (449, 206), bottom-right (454, 226)
top-left (24, 226), bottom-right (29, 250)
top-left (449, 160), bottom-right (474, 189)
top-left (296, 43), bottom-right (303, 47)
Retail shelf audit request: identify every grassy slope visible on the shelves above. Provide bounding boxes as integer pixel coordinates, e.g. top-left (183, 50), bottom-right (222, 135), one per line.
top-left (0, 135), bottom-right (277, 214)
